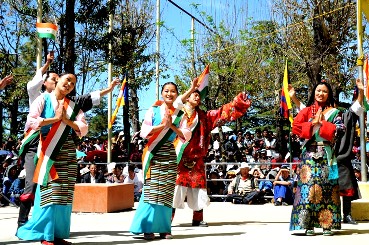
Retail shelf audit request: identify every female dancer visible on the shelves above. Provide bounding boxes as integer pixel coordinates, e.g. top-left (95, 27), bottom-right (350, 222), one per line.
top-left (130, 81), bottom-right (194, 240)
top-left (289, 81), bottom-right (345, 236)
top-left (17, 73), bottom-right (88, 245)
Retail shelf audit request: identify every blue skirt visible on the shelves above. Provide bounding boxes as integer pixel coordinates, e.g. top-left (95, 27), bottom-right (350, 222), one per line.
top-left (130, 191), bottom-right (172, 234)
top-left (16, 185), bottom-right (72, 241)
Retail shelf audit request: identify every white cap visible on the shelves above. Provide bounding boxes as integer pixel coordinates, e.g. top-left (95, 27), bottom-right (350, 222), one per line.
top-left (107, 162), bottom-right (116, 174)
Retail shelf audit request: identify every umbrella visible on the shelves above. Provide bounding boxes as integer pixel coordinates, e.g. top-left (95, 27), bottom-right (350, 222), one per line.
top-left (76, 150), bottom-right (87, 159)
top-left (211, 126), bottom-right (234, 134)
top-left (85, 150), bottom-right (108, 162)
top-left (0, 150), bottom-right (11, 156)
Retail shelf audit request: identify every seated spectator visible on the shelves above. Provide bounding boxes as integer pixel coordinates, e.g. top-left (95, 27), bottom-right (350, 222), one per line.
top-left (81, 163), bottom-right (106, 183)
top-left (273, 166), bottom-right (294, 206)
top-left (106, 162), bottom-right (124, 183)
top-left (8, 168), bottom-right (26, 205)
top-left (123, 164), bottom-right (143, 201)
top-left (207, 170), bottom-right (225, 202)
top-left (1, 164), bottom-right (19, 206)
top-left (223, 169), bottom-right (237, 195)
top-left (226, 162), bottom-right (265, 204)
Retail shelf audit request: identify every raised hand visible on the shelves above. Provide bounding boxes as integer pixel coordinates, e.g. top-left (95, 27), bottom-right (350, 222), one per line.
top-left (163, 109), bottom-right (172, 128)
top-left (55, 101), bottom-right (64, 121)
top-left (356, 78), bottom-right (364, 91)
top-left (311, 108), bottom-right (323, 126)
top-left (0, 74), bottom-right (13, 90)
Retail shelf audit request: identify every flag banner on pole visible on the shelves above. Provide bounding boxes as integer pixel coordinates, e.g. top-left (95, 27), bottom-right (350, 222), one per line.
top-left (362, 0), bottom-right (369, 19)
top-left (109, 75), bottom-right (128, 129)
top-left (36, 23), bottom-right (58, 40)
top-left (363, 55), bottom-right (369, 111)
top-left (280, 60), bottom-right (293, 126)
top-left (364, 55), bottom-right (369, 98)
top-left (197, 65), bottom-right (209, 99)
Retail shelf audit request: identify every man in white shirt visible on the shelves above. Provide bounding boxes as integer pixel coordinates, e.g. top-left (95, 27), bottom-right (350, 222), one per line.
top-left (123, 164), bottom-right (143, 201)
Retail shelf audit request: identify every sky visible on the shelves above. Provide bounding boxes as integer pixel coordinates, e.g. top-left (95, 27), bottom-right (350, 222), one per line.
top-left (136, 0), bottom-right (273, 121)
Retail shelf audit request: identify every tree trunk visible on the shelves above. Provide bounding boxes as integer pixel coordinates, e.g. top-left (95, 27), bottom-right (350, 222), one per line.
top-left (65, 0), bottom-right (76, 95)
top-left (9, 98), bottom-right (19, 137)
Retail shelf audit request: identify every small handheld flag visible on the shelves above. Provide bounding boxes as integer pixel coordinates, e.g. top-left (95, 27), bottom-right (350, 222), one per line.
top-left (36, 23), bottom-right (58, 40)
top-left (197, 65), bottom-right (209, 99)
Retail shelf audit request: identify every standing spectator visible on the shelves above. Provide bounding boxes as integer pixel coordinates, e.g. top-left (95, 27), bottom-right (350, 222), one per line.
top-left (264, 131), bottom-right (277, 159)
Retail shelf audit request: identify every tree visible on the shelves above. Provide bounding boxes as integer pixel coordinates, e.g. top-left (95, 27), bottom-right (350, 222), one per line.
top-left (273, 0), bottom-right (358, 102)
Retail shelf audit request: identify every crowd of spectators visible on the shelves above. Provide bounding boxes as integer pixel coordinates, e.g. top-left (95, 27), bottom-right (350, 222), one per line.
top-left (0, 126), bottom-right (367, 207)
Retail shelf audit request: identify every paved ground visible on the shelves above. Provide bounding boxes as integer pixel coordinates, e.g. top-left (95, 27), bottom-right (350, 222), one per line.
top-left (1, 202), bottom-right (369, 245)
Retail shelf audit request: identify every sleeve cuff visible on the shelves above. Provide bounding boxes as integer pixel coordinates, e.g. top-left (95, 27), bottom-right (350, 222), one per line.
top-left (90, 91), bottom-right (100, 106)
top-left (350, 101), bottom-right (364, 116)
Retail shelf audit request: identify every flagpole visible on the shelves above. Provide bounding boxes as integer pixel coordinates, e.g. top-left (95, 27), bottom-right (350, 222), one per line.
top-left (155, 0), bottom-right (160, 100)
top-left (36, 0), bottom-right (42, 70)
top-left (357, 0), bottom-right (367, 182)
top-left (107, 2), bottom-right (113, 164)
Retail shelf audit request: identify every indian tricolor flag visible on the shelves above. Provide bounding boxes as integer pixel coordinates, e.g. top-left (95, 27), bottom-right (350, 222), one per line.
top-left (197, 65), bottom-right (209, 99)
top-left (36, 23), bottom-right (58, 40)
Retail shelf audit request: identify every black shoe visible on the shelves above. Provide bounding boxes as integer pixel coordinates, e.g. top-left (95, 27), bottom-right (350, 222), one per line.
top-left (192, 220), bottom-right (208, 227)
top-left (17, 222), bottom-right (26, 229)
top-left (343, 215), bottom-right (358, 225)
top-left (274, 201), bottom-right (281, 206)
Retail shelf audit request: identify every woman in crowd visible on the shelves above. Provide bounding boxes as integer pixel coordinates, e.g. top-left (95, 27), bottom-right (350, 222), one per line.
top-left (129, 81), bottom-right (195, 240)
top-left (16, 73), bottom-right (88, 245)
top-left (289, 81), bottom-right (345, 236)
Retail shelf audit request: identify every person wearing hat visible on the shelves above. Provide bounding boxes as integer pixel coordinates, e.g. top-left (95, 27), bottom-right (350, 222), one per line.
top-left (16, 51), bottom-right (120, 231)
top-left (172, 89), bottom-right (251, 227)
top-left (273, 166), bottom-right (294, 206)
top-left (226, 162), bottom-right (265, 204)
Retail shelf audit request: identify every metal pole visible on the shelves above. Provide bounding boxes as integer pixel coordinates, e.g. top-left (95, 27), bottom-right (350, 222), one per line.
top-left (357, 0), bottom-right (367, 182)
top-left (191, 17), bottom-right (196, 76)
top-left (36, 0), bottom-right (42, 70)
top-left (107, 2), bottom-right (113, 163)
top-left (156, 0), bottom-right (160, 100)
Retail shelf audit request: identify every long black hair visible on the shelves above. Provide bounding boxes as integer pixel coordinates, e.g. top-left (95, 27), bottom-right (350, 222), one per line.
top-left (161, 82), bottom-right (178, 94)
top-left (306, 81), bottom-right (335, 107)
top-left (41, 70), bottom-right (57, 92)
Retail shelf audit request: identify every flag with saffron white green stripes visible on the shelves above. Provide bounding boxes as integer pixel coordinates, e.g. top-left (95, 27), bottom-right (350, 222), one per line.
top-left (197, 65), bottom-right (209, 99)
top-left (36, 23), bottom-right (58, 40)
